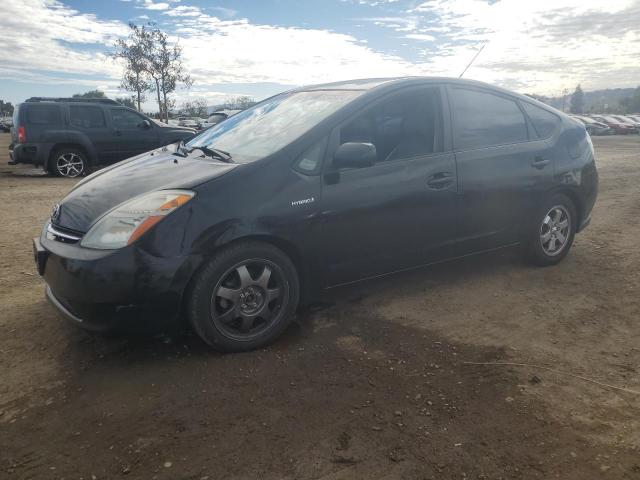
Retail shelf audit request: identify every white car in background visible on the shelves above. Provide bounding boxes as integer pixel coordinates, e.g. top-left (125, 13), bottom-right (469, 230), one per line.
top-left (206, 109), bottom-right (242, 126)
top-left (0, 116), bottom-right (12, 132)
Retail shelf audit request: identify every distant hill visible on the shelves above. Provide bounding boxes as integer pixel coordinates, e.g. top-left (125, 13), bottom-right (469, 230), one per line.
top-left (527, 88), bottom-right (637, 113)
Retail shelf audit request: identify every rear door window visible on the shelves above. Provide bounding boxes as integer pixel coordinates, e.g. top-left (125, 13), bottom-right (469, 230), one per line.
top-left (451, 88), bottom-right (528, 150)
top-left (521, 102), bottom-right (560, 139)
top-left (69, 106), bottom-right (105, 128)
top-left (26, 104), bottom-right (62, 125)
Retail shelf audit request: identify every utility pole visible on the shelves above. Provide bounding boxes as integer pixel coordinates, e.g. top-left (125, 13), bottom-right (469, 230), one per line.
top-left (561, 88), bottom-right (568, 112)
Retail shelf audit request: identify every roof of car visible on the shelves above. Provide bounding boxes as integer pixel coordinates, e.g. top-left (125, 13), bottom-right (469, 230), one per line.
top-left (301, 78), bottom-right (403, 91)
top-left (298, 77), bottom-right (548, 104)
top-left (24, 97), bottom-right (120, 105)
top-left (295, 76), bottom-right (564, 116)
top-left (299, 76), bottom-right (516, 92)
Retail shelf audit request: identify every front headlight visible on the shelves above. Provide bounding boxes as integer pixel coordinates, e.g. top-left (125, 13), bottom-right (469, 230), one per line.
top-left (80, 190), bottom-right (195, 249)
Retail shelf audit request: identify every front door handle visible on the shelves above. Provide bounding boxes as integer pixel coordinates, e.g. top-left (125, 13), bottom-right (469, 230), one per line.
top-left (113, 130), bottom-right (122, 136)
top-left (427, 172), bottom-right (454, 190)
top-left (532, 156), bottom-right (550, 169)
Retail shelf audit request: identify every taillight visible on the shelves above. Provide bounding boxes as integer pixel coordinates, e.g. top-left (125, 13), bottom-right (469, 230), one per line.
top-left (18, 126), bottom-right (26, 144)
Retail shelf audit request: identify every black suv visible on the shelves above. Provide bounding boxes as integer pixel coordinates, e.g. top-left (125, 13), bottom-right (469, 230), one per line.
top-left (35, 77), bottom-right (598, 352)
top-left (9, 97), bottom-right (195, 177)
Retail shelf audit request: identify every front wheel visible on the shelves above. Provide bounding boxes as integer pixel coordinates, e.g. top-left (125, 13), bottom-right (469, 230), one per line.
top-left (187, 241), bottom-right (300, 352)
top-left (50, 148), bottom-right (87, 178)
top-left (525, 193), bottom-right (577, 266)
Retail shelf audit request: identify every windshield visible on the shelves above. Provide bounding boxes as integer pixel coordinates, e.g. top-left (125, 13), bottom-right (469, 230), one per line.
top-left (186, 90), bottom-right (362, 163)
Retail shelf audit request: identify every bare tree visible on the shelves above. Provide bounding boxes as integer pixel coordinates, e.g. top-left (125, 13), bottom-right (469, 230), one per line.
top-left (212, 96), bottom-right (257, 111)
top-left (229, 96), bottom-right (256, 110)
top-left (116, 96), bottom-right (137, 109)
top-left (182, 98), bottom-right (208, 117)
top-left (112, 23), bottom-right (153, 111)
top-left (147, 27), bottom-right (192, 122)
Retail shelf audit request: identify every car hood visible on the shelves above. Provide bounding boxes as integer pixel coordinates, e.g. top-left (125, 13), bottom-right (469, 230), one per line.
top-left (53, 144), bottom-right (237, 233)
top-left (161, 125), bottom-right (197, 134)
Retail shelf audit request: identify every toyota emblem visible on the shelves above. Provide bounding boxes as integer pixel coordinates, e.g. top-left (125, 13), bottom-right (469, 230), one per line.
top-left (51, 203), bottom-right (61, 220)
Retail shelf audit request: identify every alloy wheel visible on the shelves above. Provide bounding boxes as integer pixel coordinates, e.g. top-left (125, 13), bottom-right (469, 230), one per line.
top-left (210, 259), bottom-right (286, 341)
top-left (56, 152), bottom-right (84, 177)
top-left (540, 205), bottom-right (571, 256)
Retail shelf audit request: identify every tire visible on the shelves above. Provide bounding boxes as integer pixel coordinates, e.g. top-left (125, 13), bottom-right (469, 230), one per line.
top-left (187, 241), bottom-right (300, 352)
top-left (49, 148), bottom-right (87, 178)
top-left (525, 193), bottom-right (577, 266)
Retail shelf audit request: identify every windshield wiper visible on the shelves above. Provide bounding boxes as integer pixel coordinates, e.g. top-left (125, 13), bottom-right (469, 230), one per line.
top-left (187, 145), bottom-right (233, 163)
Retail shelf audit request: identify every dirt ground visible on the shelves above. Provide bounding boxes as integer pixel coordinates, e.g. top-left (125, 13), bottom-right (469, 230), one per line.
top-left (1, 132), bottom-right (639, 480)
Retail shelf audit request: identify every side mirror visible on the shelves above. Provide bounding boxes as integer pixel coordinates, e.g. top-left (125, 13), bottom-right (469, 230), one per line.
top-left (139, 119), bottom-right (152, 129)
top-left (333, 142), bottom-right (376, 169)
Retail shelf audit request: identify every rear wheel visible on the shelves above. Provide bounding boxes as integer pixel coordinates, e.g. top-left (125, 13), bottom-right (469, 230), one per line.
top-left (187, 241), bottom-right (299, 352)
top-left (526, 193), bottom-right (576, 266)
top-left (50, 148), bottom-right (87, 178)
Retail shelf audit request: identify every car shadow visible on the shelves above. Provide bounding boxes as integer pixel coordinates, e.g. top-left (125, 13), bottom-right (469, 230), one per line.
top-left (57, 245), bottom-right (524, 370)
top-left (307, 245), bottom-right (524, 313)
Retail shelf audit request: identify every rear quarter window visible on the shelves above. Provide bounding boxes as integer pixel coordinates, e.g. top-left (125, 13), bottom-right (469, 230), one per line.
top-left (521, 102), bottom-right (560, 139)
top-left (26, 104), bottom-right (62, 125)
top-left (69, 105), bottom-right (106, 128)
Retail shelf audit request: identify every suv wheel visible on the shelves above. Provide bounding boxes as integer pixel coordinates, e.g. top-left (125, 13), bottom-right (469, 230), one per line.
top-left (50, 148), bottom-right (87, 178)
top-left (187, 241), bottom-right (300, 352)
top-left (526, 193), bottom-right (576, 266)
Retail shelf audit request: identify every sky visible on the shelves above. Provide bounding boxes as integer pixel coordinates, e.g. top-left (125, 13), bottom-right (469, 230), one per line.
top-left (1, 0), bottom-right (639, 111)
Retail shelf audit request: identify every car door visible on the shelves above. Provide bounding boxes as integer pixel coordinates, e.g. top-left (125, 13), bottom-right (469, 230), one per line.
top-left (68, 105), bottom-right (113, 163)
top-left (448, 86), bottom-right (555, 254)
top-left (319, 85), bottom-right (458, 286)
top-left (107, 107), bottom-right (159, 161)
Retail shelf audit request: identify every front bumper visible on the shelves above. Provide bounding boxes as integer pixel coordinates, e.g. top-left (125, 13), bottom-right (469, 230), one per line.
top-left (45, 286), bottom-right (90, 329)
top-left (35, 231), bottom-right (201, 332)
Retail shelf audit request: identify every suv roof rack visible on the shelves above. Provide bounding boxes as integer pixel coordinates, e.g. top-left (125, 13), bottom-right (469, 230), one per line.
top-left (25, 97), bottom-right (120, 105)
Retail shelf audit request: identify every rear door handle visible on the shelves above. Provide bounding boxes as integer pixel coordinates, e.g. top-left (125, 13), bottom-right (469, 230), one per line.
top-left (427, 172), bottom-right (454, 190)
top-left (114, 130), bottom-right (122, 136)
top-left (532, 157), bottom-right (550, 169)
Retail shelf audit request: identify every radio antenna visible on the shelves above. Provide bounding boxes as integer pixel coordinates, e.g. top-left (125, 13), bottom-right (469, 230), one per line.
top-left (459, 44), bottom-right (486, 78)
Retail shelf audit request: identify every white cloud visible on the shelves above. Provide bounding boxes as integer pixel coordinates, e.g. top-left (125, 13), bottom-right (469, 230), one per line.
top-left (358, 16), bottom-right (420, 32)
top-left (1, 0), bottom-right (639, 109)
top-left (140, 0), bottom-right (170, 11)
top-left (342, 0), bottom-right (400, 5)
top-left (404, 33), bottom-right (435, 41)
top-left (407, 0), bottom-right (640, 93)
top-left (174, 14), bottom-right (421, 85)
top-left (210, 6), bottom-right (237, 18)
top-left (162, 5), bottom-right (201, 16)
top-left (0, 0), bottom-right (125, 80)
top-left (0, 0), bottom-right (424, 108)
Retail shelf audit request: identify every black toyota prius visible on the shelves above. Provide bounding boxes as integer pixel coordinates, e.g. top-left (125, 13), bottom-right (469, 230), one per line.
top-left (34, 77), bottom-right (598, 352)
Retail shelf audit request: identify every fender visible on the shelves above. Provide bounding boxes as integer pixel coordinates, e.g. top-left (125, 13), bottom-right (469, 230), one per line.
top-left (187, 218), bottom-right (316, 301)
top-left (61, 131), bottom-right (99, 165)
